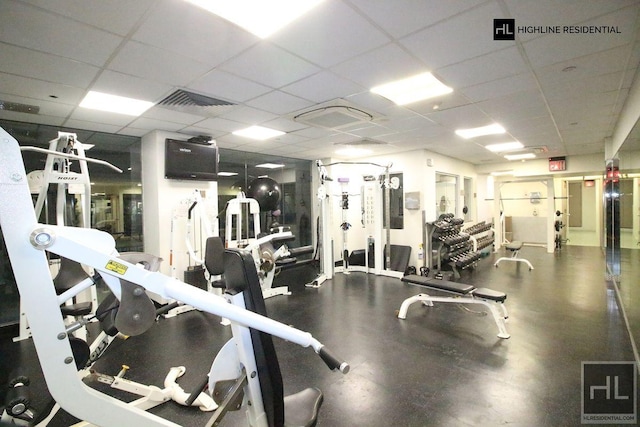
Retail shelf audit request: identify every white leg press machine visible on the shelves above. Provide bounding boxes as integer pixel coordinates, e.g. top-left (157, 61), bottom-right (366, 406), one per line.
top-left (0, 127), bottom-right (349, 427)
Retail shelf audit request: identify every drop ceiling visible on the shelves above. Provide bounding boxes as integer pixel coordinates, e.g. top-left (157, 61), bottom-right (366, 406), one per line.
top-left (0, 0), bottom-right (639, 164)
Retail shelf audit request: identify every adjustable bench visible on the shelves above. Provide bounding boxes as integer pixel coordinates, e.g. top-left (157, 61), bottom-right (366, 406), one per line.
top-left (494, 241), bottom-right (534, 270)
top-left (398, 275), bottom-right (510, 339)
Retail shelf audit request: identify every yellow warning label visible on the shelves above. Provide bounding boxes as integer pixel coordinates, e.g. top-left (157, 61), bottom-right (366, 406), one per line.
top-left (105, 260), bottom-right (127, 275)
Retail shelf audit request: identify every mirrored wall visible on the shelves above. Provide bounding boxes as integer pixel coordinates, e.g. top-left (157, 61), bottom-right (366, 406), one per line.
top-left (0, 119), bottom-right (312, 328)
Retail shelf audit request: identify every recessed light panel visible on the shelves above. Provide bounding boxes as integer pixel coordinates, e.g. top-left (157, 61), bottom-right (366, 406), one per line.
top-left (370, 72), bottom-right (453, 106)
top-left (79, 91), bottom-right (154, 116)
top-left (485, 141), bottom-right (523, 152)
top-left (232, 126), bottom-right (285, 140)
top-left (256, 163), bottom-right (285, 169)
top-left (504, 153), bottom-right (536, 161)
top-left (184, 0), bottom-right (324, 38)
top-left (455, 123), bottom-right (506, 139)
top-left (217, 172), bottom-right (238, 177)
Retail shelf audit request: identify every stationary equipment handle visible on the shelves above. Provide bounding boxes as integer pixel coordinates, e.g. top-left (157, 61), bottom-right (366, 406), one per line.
top-left (185, 375), bottom-right (210, 406)
top-left (318, 346), bottom-right (349, 374)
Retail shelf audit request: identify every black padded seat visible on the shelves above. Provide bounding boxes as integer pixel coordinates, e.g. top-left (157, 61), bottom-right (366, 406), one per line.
top-left (205, 237), bottom-right (226, 289)
top-left (60, 301), bottom-right (92, 317)
top-left (401, 275), bottom-right (475, 294)
top-left (283, 387), bottom-right (323, 427)
top-left (505, 241), bottom-right (523, 251)
top-left (473, 288), bottom-right (507, 303)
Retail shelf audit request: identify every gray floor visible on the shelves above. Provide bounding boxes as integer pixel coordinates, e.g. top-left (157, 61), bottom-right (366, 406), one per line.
top-left (1, 245), bottom-right (637, 426)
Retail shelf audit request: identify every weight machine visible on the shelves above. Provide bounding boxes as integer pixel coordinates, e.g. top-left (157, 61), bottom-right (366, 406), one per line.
top-left (315, 160), bottom-right (402, 280)
top-left (224, 193), bottom-right (294, 299)
top-left (0, 126), bottom-right (349, 427)
top-left (14, 133), bottom-right (123, 342)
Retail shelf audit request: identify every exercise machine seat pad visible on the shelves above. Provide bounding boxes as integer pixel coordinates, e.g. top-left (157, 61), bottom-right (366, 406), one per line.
top-left (401, 275), bottom-right (475, 294)
top-left (205, 236), bottom-right (225, 276)
top-left (473, 288), bottom-right (507, 303)
top-left (283, 387), bottom-right (323, 427)
top-left (505, 241), bottom-right (523, 251)
top-left (60, 301), bottom-right (92, 317)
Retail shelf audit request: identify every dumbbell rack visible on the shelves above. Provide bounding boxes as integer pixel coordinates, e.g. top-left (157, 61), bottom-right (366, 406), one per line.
top-left (426, 214), bottom-right (482, 279)
top-left (462, 221), bottom-right (494, 253)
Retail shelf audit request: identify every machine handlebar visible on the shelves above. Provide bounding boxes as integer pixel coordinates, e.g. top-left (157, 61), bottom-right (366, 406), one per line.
top-left (318, 346), bottom-right (350, 374)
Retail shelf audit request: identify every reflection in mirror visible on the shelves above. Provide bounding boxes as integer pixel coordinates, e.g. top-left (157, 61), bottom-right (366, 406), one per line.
top-left (610, 115), bottom-right (640, 366)
top-left (436, 173), bottom-right (457, 217)
top-left (0, 119), bottom-right (143, 327)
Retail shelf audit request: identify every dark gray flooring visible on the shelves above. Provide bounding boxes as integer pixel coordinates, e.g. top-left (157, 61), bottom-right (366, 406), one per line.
top-left (1, 245), bottom-right (637, 426)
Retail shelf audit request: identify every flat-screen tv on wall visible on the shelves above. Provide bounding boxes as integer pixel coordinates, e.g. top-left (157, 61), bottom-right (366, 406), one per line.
top-left (165, 138), bottom-right (218, 181)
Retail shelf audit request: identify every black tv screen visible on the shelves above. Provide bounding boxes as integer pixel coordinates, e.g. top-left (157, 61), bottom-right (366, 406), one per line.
top-left (165, 139), bottom-right (218, 181)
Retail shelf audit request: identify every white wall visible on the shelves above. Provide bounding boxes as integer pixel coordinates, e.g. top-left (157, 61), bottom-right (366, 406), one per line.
top-left (141, 130), bottom-right (218, 277)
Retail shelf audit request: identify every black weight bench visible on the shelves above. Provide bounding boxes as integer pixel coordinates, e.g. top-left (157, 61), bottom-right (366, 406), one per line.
top-left (398, 274), bottom-right (510, 339)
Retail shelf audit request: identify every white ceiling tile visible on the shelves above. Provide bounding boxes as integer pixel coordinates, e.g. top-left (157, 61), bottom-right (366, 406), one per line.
top-left (261, 118), bottom-right (308, 133)
top-left (269, 1), bottom-right (389, 68)
top-left (1, 0), bottom-right (638, 165)
top-left (0, 43), bottom-right (100, 87)
top-left (406, 92), bottom-right (473, 116)
top-left (132, 0), bottom-right (258, 66)
top-left (0, 110), bottom-right (64, 126)
top-left (425, 104), bottom-right (494, 130)
top-left (521, 8), bottom-right (638, 68)
top-left (330, 43), bottom-right (427, 88)
top-left (0, 2), bottom-right (123, 66)
top-left (192, 117), bottom-right (244, 133)
top-left (350, 0), bottom-right (486, 39)
top-left (189, 70), bottom-right (272, 103)
top-left (91, 70), bottom-right (172, 103)
top-left (69, 108), bottom-right (136, 127)
top-left (400, 2), bottom-right (508, 69)
top-left (282, 71), bottom-right (365, 104)
top-left (117, 127), bottom-right (153, 137)
top-left (126, 116), bottom-right (185, 132)
top-left (505, 0), bottom-right (638, 40)
top-left (439, 46), bottom-right (529, 89)
top-left (461, 73), bottom-right (539, 103)
top-left (141, 106), bottom-right (206, 126)
top-left (219, 42), bottom-right (320, 89)
top-left (61, 119), bottom-right (124, 134)
top-left (20, 0), bottom-right (156, 36)
top-left (218, 106), bottom-right (279, 125)
top-left (108, 41), bottom-right (212, 86)
top-left (246, 91), bottom-right (314, 115)
top-left (0, 74), bottom-right (85, 105)
top-left (0, 92), bottom-right (76, 119)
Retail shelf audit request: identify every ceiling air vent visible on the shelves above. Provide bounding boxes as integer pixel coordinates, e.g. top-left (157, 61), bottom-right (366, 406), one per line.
top-left (158, 89), bottom-right (236, 117)
top-left (531, 146), bottom-right (549, 154)
top-left (0, 100), bottom-right (39, 114)
top-left (334, 138), bottom-right (387, 146)
top-left (292, 99), bottom-right (381, 130)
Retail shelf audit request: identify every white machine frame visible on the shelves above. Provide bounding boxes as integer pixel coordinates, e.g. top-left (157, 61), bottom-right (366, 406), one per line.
top-left (225, 194), bottom-right (293, 299)
top-left (14, 136), bottom-right (122, 342)
top-left (315, 160), bottom-right (402, 280)
top-left (1, 127), bottom-right (347, 427)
